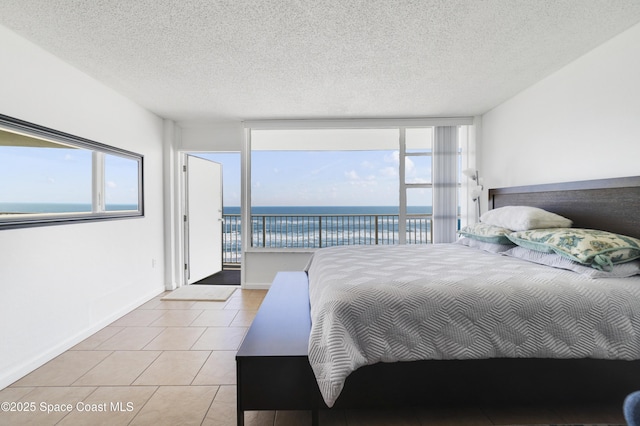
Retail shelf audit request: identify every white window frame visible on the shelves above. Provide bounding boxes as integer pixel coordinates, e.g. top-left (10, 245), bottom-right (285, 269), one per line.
top-left (240, 118), bottom-right (473, 253)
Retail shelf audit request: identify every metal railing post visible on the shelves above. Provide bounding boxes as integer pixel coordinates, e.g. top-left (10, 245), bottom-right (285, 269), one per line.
top-left (375, 215), bottom-right (379, 245)
top-left (318, 216), bottom-right (322, 248)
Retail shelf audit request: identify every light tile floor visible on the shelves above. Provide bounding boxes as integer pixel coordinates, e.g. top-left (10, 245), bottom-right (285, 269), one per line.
top-left (0, 288), bottom-right (626, 426)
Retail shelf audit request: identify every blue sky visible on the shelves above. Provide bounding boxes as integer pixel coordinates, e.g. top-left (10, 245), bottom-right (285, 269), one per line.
top-left (2, 127), bottom-right (435, 208)
top-left (1, 146), bottom-right (92, 204)
top-left (1, 146), bottom-right (139, 205)
top-left (199, 150), bottom-right (432, 207)
top-left (1, 145), bottom-right (430, 208)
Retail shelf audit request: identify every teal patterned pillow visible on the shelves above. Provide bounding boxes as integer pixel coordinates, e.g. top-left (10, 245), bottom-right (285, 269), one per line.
top-left (458, 223), bottom-right (514, 245)
top-left (506, 228), bottom-right (640, 270)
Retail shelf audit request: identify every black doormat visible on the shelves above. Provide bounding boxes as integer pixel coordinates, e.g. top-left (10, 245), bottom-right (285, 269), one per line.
top-left (192, 269), bottom-right (240, 285)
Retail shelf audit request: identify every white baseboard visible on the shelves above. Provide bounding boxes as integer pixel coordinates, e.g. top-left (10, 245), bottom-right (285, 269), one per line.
top-left (0, 288), bottom-right (163, 390)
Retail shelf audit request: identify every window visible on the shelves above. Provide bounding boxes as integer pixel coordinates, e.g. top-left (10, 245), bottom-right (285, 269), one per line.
top-left (403, 127), bottom-right (435, 215)
top-left (0, 114), bottom-right (143, 229)
top-left (250, 129), bottom-right (400, 248)
top-left (104, 153), bottom-right (141, 212)
top-left (247, 127), bottom-right (466, 247)
top-left (242, 119), bottom-right (472, 250)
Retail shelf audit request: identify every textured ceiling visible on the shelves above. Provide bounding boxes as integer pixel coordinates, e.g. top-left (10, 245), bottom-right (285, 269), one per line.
top-left (1, 0), bottom-right (640, 123)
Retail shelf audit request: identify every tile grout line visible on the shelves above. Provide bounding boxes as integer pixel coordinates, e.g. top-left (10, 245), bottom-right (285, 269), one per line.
top-left (125, 385), bottom-right (161, 426)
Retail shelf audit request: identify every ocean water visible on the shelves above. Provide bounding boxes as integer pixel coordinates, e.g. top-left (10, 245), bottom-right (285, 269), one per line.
top-left (221, 206), bottom-right (436, 262)
top-left (1, 203), bottom-right (434, 262)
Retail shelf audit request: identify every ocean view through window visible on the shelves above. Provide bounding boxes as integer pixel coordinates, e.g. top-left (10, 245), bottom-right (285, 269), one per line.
top-left (250, 129), bottom-right (414, 253)
top-left (206, 125), bottom-right (465, 265)
top-left (189, 124), bottom-right (468, 266)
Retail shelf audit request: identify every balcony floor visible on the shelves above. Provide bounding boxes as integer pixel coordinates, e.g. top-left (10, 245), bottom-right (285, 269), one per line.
top-left (193, 269), bottom-right (241, 286)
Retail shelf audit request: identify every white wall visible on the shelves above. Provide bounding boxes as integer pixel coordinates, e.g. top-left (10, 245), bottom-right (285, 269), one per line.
top-left (179, 122), bottom-right (244, 152)
top-left (243, 251), bottom-right (313, 289)
top-left (481, 22), bottom-right (640, 191)
top-left (0, 25), bottom-right (166, 388)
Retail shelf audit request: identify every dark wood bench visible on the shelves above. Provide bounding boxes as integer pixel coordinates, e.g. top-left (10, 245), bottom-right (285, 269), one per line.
top-left (235, 271), bottom-right (320, 426)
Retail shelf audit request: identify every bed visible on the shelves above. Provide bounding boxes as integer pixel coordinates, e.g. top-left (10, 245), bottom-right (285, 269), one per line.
top-left (236, 175), bottom-right (640, 426)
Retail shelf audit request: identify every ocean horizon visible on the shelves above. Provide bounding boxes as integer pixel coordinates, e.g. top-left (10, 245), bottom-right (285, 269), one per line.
top-left (1, 202), bottom-right (436, 262)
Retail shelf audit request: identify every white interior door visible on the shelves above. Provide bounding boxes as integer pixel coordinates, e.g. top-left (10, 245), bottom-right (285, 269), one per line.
top-left (185, 155), bottom-right (223, 284)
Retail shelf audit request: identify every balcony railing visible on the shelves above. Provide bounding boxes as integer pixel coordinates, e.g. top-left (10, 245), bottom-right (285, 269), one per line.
top-left (222, 213), bottom-right (432, 265)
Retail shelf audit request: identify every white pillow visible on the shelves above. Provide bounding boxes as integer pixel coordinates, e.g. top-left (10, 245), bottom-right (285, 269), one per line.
top-left (480, 206), bottom-right (572, 231)
top-left (455, 237), bottom-right (514, 253)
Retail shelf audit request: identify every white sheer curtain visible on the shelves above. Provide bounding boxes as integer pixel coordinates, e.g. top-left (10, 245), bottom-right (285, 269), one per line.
top-left (432, 126), bottom-right (459, 243)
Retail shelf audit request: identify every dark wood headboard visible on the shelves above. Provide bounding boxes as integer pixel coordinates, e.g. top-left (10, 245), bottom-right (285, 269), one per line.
top-left (488, 176), bottom-right (640, 239)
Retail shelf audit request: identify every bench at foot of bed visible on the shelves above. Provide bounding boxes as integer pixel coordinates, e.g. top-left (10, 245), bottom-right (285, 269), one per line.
top-left (235, 271), bottom-right (321, 426)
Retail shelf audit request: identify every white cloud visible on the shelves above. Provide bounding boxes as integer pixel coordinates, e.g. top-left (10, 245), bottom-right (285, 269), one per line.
top-left (384, 151), bottom-right (399, 164)
top-left (383, 150), bottom-right (414, 175)
top-left (408, 177), bottom-right (429, 184)
top-left (107, 181), bottom-right (117, 188)
top-left (405, 156), bottom-right (415, 174)
top-left (345, 170), bottom-right (377, 188)
top-left (310, 159), bottom-right (344, 175)
top-left (379, 166), bottom-right (397, 177)
top-left (344, 170), bottom-right (359, 180)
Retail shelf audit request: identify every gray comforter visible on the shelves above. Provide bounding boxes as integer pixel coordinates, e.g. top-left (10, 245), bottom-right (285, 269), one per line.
top-left (306, 243), bottom-right (640, 407)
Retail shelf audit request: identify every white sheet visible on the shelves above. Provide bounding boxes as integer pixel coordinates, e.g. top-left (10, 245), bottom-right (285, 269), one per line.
top-left (306, 244), bottom-right (640, 407)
